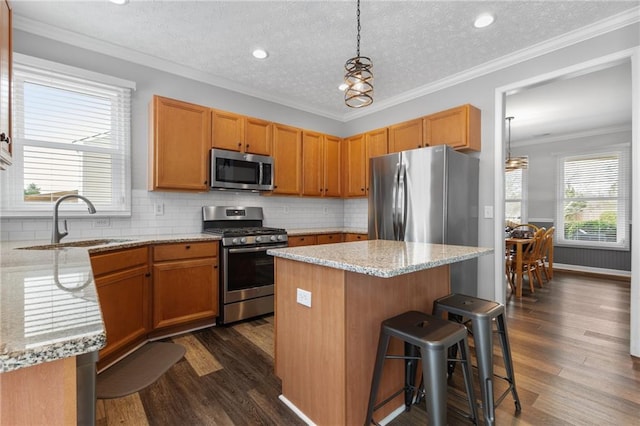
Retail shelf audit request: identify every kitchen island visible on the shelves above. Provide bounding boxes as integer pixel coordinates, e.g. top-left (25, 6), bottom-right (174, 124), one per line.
top-left (268, 240), bottom-right (492, 426)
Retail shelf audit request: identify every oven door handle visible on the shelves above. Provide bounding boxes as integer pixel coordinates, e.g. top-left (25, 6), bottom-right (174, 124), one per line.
top-left (227, 244), bottom-right (287, 253)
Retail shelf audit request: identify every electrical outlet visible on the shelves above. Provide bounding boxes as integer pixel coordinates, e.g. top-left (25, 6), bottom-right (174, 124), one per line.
top-left (323, 207), bottom-right (329, 215)
top-left (296, 288), bottom-right (312, 308)
top-left (93, 218), bottom-right (110, 228)
top-left (283, 205), bottom-right (290, 214)
top-left (154, 202), bottom-right (164, 216)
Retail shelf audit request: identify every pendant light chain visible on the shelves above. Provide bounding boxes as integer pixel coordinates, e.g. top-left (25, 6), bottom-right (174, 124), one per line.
top-left (356, 0), bottom-right (361, 57)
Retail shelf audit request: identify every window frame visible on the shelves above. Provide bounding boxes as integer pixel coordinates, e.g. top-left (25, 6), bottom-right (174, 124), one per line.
top-left (1, 54), bottom-right (135, 218)
top-left (555, 147), bottom-right (630, 250)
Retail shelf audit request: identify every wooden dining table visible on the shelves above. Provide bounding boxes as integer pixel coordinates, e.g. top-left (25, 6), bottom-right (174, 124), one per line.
top-left (505, 236), bottom-right (532, 298)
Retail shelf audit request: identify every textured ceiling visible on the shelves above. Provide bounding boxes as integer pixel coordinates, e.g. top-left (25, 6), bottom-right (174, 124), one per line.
top-left (9, 0), bottom-right (639, 135)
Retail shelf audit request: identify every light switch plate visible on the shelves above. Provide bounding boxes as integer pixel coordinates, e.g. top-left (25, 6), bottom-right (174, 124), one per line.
top-left (484, 205), bottom-right (494, 219)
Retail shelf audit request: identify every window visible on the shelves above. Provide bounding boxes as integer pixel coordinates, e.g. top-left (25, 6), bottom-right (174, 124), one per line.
top-left (505, 166), bottom-right (527, 225)
top-left (1, 54), bottom-right (134, 216)
top-left (556, 149), bottom-right (630, 249)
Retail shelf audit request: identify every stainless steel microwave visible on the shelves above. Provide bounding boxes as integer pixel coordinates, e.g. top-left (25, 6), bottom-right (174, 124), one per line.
top-left (210, 149), bottom-right (274, 191)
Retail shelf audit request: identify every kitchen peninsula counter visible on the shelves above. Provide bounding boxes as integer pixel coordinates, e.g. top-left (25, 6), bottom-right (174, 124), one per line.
top-left (268, 240), bottom-right (492, 426)
top-left (0, 234), bottom-right (220, 425)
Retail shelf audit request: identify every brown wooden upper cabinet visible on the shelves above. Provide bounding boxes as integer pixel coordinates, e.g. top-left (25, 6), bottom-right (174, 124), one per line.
top-left (0, 0), bottom-right (11, 170)
top-left (212, 109), bottom-right (272, 155)
top-left (424, 104), bottom-right (481, 152)
top-left (302, 131), bottom-right (341, 197)
top-left (149, 95), bottom-right (211, 191)
top-left (272, 123), bottom-right (302, 195)
top-left (388, 118), bottom-right (423, 153)
top-left (342, 128), bottom-right (388, 198)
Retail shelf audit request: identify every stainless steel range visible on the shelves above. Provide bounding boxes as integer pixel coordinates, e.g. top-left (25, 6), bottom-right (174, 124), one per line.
top-left (202, 206), bottom-right (287, 325)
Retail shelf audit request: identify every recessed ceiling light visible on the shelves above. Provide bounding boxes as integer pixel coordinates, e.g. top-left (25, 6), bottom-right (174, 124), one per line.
top-left (474, 13), bottom-right (495, 29)
top-left (338, 83), bottom-right (348, 91)
top-left (109, 0), bottom-right (129, 5)
top-left (252, 49), bottom-right (268, 59)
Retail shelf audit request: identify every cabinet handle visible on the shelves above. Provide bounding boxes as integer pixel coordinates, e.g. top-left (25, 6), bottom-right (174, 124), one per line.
top-left (237, 142), bottom-right (242, 147)
top-left (145, 272), bottom-right (151, 277)
top-left (214, 265), bottom-right (218, 269)
top-left (361, 187), bottom-right (365, 192)
top-left (246, 144), bottom-right (250, 149)
top-left (185, 245), bottom-right (191, 249)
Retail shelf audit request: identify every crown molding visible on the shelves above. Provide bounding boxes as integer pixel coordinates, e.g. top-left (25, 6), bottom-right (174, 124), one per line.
top-left (13, 6), bottom-right (640, 123)
top-left (512, 124), bottom-right (632, 147)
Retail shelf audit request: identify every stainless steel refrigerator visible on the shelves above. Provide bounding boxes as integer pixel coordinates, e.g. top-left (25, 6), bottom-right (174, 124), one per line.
top-left (368, 145), bottom-right (479, 295)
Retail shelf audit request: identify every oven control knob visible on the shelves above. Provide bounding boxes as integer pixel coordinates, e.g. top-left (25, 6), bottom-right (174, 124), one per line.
top-left (256, 236), bottom-right (262, 242)
top-left (277, 235), bottom-right (285, 241)
top-left (241, 237), bottom-right (247, 244)
top-left (270, 235), bottom-right (277, 241)
top-left (232, 238), bottom-right (239, 245)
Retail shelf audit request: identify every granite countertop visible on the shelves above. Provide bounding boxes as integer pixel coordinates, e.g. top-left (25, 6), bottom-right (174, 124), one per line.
top-left (0, 234), bottom-right (220, 373)
top-left (268, 240), bottom-right (493, 278)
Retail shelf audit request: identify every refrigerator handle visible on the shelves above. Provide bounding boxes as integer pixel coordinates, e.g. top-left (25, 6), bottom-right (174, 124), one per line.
top-left (392, 160), bottom-right (401, 240)
top-left (398, 163), bottom-right (408, 240)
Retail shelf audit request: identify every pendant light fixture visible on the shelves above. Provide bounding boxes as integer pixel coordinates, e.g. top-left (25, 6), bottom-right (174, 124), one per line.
top-left (344, 0), bottom-right (373, 108)
top-left (505, 116), bottom-right (528, 171)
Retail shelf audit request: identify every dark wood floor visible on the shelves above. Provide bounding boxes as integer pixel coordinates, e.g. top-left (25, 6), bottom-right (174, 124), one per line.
top-left (96, 271), bottom-right (639, 425)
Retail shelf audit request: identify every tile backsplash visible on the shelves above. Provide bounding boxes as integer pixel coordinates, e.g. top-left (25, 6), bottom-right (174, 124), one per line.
top-left (0, 190), bottom-right (369, 242)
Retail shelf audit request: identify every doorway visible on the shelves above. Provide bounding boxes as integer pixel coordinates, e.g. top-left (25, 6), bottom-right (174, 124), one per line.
top-left (493, 48), bottom-right (639, 356)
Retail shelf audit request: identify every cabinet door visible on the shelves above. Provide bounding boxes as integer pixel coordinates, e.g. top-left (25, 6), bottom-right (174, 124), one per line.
top-left (149, 96), bottom-right (211, 191)
top-left (388, 118), bottom-right (424, 153)
top-left (212, 109), bottom-right (244, 152)
top-left (272, 123), bottom-right (302, 195)
top-left (365, 128), bottom-right (388, 194)
top-left (152, 257), bottom-right (218, 329)
top-left (0, 0), bottom-right (11, 169)
top-left (424, 104), bottom-right (481, 152)
top-left (302, 131), bottom-right (323, 196)
top-left (95, 265), bottom-right (151, 363)
top-left (323, 135), bottom-right (341, 197)
top-left (287, 235), bottom-right (317, 247)
top-left (342, 134), bottom-right (366, 197)
top-left (245, 117), bottom-right (272, 155)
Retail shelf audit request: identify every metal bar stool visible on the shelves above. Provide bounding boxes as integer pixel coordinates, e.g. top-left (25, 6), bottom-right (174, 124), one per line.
top-left (433, 294), bottom-right (522, 426)
top-left (365, 311), bottom-right (478, 426)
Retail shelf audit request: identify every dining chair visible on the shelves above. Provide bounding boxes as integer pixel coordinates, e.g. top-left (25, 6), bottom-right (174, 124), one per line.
top-left (538, 227), bottom-right (555, 282)
top-left (507, 228), bottom-right (545, 293)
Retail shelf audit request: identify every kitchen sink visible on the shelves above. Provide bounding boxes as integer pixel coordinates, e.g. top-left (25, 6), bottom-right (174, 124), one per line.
top-left (17, 239), bottom-right (133, 250)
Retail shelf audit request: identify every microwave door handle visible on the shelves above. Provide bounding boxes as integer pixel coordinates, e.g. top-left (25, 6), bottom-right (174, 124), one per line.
top-left (258, 163), bottom-right (264, 185)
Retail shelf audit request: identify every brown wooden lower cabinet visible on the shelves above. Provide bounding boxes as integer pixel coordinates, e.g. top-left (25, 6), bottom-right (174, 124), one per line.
top-left (90, 241), bottom-right (219, 369)
top-left (288, 233), bottom-right (367, 246)
top-left (151, 242), bottom-right (219, 329)
top-left (90, 246), bottom-right (151, 369)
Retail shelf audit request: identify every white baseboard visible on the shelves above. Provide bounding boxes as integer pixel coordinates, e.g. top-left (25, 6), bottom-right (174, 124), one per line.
top-left (277, 394), bottom-right (405, 425)
top-left (553, 263), bottom-right (631, 278)
top-left (278, 395), bottom-right (317, 426)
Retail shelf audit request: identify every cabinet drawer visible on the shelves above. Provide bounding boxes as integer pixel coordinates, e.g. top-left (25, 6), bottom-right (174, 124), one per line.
top-left (317, 233), bottom-right (344, 245)
top-left (287, 235), bottom-right (317, 247)
top-left (153, 241), bottom-right (218, 261)
top-left (344, 233), bottom-right (367, 242)
top-left (90, 246), bottom-right (149, 277)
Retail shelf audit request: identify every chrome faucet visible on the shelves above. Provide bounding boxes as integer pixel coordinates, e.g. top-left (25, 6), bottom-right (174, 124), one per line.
top-left (52, 194), bottom-right (97, 244)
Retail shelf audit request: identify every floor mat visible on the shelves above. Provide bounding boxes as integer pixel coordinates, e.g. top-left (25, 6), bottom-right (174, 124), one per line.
top-left (96, 342), bottom-right (185, 399)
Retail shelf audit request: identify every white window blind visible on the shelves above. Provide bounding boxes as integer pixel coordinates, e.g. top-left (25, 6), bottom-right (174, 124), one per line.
top-left (1, 55), bottom-right (133, 216)
top-left (556, 149), bottom-right (630, 249)
top-left (505, 166), bottom-right (527, 225)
